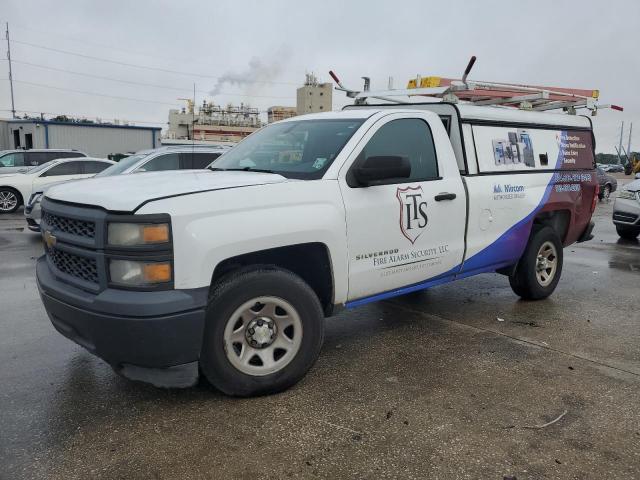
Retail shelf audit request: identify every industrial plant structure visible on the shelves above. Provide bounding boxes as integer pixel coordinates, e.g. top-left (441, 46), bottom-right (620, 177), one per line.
top-left (267, 106), bottom-right (297, 123)
top-left (164, 74), bottom-right (334, 144)
top-left (166, 100), bottom-right (263, 144)
top-left (296, 73), bottom-right (332, 115)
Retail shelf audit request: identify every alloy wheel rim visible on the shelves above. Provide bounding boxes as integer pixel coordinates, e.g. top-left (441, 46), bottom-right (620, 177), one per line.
top-left (535, 241), bottom-right (558, 287)
top-left (223, 296), bottom-right (303, 376)
top-left (0, 191), bottom-right (17, 212)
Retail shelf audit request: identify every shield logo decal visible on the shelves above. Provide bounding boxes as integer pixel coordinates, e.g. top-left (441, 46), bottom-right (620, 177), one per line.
top-left (396, 185), bottom-right (428, 244)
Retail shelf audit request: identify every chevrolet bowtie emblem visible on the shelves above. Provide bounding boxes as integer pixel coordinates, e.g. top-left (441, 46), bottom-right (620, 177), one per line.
top-left (44, 230), bottom-right (57, 249)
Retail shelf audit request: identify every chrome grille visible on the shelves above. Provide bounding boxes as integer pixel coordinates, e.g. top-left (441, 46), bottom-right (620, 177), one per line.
top-left (48, 248), bottom-right (98, 284)
top-left (42, 212), bottom-right (95, 238)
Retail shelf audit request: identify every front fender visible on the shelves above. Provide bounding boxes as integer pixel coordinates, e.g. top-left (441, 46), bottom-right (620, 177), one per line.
top-left (138, 180), bottom-right (349, 304)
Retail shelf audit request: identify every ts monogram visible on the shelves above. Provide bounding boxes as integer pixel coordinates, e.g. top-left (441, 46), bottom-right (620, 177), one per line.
top-left (396, 186), bottom-right (428, 244)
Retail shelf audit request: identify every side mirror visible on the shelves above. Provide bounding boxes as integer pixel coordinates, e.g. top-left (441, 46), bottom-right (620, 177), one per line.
top-left (635, 173), bottom-right (640, 180)
top-left (352, 155), bottom-right (411, 186)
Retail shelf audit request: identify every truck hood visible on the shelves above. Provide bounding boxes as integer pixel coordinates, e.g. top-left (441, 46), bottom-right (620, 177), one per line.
top-left (45, 170), bottom-right (289, 211)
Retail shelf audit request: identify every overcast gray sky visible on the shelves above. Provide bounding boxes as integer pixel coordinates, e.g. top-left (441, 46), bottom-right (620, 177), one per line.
top-left (1, 0), bottom-right (638, 153)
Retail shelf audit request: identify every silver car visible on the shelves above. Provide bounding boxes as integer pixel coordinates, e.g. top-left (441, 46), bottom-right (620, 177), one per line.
top-left (94, 145), bottom-right (229, 177)
top-left (612, 175), bottom-right (640, 240)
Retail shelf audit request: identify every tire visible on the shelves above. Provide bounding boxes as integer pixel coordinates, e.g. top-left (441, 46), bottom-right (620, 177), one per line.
top-left (0, 187), bottom-right (21, 214)
top-left (509, 226), bottom-right (563, 300)
top-left (616, 225), bottom-right (640, 240)
top-left (200, 267), bottom-right (324, 397)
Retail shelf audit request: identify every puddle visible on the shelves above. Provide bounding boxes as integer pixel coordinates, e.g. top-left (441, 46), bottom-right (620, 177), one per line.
top-left (608, 261), bottom-right (640, 273)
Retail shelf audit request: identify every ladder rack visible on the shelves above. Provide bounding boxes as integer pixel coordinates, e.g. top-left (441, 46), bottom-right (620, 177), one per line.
top-left (329, 56), bottom-right (623, 115)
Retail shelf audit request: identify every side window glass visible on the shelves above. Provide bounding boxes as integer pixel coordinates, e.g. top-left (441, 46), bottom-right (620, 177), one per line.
top-left (41, 162), bottom-right (82, 177)
top-left (361, 119), bottom-right (439, 181)
top-left (28, 152), bottom-right (49, 165)
top-left (83, 161), bottom-right (110, 174)
top-left (0, 153), bottom-right (25, 167)
top-left (191, 152), bottom-right (220, 169)
top-left (138, 154), bottom-right (180, 172)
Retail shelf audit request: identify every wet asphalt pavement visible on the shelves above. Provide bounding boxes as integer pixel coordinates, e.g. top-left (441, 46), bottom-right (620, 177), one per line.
top-left (1, 187), bottom-right (639, 479)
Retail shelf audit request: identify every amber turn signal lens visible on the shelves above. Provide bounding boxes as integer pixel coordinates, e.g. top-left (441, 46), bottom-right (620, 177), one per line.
top-left (142, 224), bottom-right (170, 244)
top-left (143, 263), bottom-right (172, 283)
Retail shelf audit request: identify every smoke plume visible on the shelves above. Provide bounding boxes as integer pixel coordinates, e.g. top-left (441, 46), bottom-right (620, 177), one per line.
top-left (209, 53), bottom-right (289, 97)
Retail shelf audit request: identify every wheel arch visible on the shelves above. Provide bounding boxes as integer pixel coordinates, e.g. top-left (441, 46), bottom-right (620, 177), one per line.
top-left (210, 242), bottom-right (336, 316)
top-left (532, 209), bottom-right (571, 244)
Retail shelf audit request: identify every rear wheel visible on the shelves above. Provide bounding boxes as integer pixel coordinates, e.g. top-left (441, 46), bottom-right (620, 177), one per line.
top-left (616, 225), bottom-right (640, 240)
top-left (200, 267), bottom-right (324, 397)
top-left (509, 226), bottom-right (563, 300)
top-left (0, 188), bottom-right (20, 213)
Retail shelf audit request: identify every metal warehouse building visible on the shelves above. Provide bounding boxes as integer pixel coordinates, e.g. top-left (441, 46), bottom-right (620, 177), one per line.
top-left (0, 119), bottom-right (161, 157)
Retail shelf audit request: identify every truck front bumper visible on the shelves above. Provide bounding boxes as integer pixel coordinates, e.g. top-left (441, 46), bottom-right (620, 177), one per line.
top-left (37, 256), bottom-right (208, 388)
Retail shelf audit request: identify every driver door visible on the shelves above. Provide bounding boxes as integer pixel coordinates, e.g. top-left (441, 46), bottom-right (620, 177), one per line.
top-left (339, 113), bottom-right (466, 303)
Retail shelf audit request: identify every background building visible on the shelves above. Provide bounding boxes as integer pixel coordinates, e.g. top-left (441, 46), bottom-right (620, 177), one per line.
top-left (296, 73), bottom-right (332, 115)
top-left (0, 119), bottom-right (161, 157)
top-left (166, 100), bottom-right (263, 144)
top-left (267, 106), bottom-right (297, 123)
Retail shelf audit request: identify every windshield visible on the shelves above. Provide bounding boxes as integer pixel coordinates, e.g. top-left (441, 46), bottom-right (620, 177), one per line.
top-left (95, 153), bottom-right (149, 177)
top-left (211, 119), bottom-right (365, 179)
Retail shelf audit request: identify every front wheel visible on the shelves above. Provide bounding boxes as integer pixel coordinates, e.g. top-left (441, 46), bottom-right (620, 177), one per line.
top-left (200, 267), bottom-right (324, 397)
top-left (509, 226), bottom-right (563, 300)
top-left (0, 188), bottom-right (20, 213)
top-left (616, 225), bottom-right (640, 240)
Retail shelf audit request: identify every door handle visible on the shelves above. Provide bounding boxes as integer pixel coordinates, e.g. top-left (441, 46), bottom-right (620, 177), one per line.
top-left (434, 192), bottom-right (457, 201)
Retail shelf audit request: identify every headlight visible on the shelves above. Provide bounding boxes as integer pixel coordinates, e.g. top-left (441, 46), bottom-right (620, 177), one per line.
top-left (618, 189), bottom-right (638, 201)
top-left (109, 259), bottom-right (172, 286)
top-left (28, 192), bottom-right (43, 207)
top-left (108, 222), bottom-right (170, 246)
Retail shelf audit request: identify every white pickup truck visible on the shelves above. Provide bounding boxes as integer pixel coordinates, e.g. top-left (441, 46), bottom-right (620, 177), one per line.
top-left (37, 104), bottom-right (598, 396)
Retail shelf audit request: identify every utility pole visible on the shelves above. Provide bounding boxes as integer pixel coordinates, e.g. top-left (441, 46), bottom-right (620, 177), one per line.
top-left (627, 122), bottom-right (633, 155)
top-left (5, 22), bottom-right (16, 118)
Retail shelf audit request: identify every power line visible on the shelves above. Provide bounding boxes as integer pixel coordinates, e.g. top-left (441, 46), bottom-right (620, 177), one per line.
top-left (2, 78), bottom-right (180, 106)
top-left (10, 38), bottom-right (299, 85)
top-left (1, 58), bottom-right (296, 99)
top-left (9, 22), bottom-right (206, 66)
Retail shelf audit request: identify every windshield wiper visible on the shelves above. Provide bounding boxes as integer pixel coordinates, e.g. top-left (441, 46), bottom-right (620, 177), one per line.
top-left (209, 166), bottom-right (275, 174)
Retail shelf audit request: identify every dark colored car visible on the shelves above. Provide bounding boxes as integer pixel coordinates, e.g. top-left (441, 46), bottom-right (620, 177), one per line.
top-left (596, 167), bottom-right (618, 200)
top-left (606, 164), bottom-right (624, 173)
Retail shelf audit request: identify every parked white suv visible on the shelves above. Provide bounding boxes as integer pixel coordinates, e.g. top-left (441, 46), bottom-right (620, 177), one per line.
top-left (0, 149), bottom-right (87, 174)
